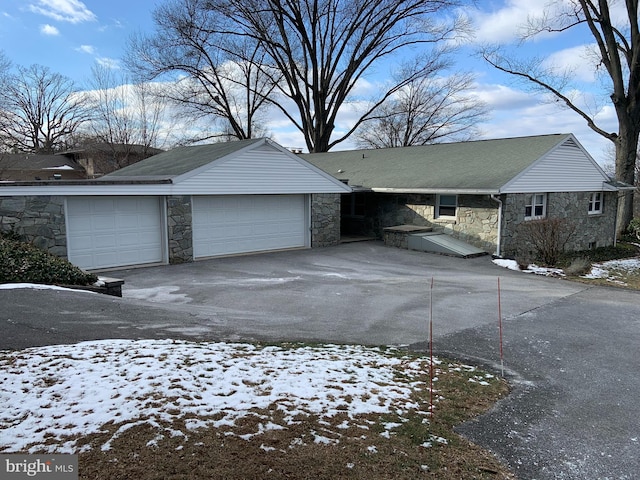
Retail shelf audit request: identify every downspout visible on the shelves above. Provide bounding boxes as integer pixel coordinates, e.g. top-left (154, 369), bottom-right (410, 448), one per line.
top-left (490, 194), bottom-right (503, 257)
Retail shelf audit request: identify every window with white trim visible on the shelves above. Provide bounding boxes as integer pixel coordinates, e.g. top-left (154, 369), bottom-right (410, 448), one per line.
top-left (436, 194), bottom-right (457, 218)
top-left (588, 192), bottom-right (603, 215)
top-left (525, 193), bottom-right (546, 220)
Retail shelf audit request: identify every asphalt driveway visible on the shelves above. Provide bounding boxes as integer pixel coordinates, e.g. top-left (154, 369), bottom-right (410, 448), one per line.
top-left (1, 241), bottom-right (639, 479)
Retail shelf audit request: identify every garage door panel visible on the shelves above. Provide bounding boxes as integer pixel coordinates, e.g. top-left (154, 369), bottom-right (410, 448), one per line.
top-left (67, 196), bottom-right (163, 270)
top-left (193, 195), bottom-right (307, 258)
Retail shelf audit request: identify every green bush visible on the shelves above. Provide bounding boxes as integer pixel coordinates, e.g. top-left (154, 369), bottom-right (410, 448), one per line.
top-left (0, 236), bottom-right (98, 285)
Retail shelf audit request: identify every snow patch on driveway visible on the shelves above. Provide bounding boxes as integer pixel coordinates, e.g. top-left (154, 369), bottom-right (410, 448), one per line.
top-left (124, 286), bottom-right (191, 304)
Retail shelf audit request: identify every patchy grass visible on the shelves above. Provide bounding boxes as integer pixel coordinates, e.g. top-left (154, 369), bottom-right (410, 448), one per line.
top-left (557, 242), bottom-right (639, 268)
top-left (2, 341), bottom-right (513, 479)
top-left (558, 241), bottom-right (640, 289)
top-left (575, 258), bottom-right (640, 289)
top-left (75, 361), bottom-right (512, 480)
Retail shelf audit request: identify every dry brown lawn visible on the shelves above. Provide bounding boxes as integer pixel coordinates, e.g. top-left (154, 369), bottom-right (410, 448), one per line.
top-left (69, 358), bottom-right (514, 479)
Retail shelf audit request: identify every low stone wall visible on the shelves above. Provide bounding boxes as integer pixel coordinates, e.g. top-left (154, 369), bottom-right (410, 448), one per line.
top-left (367, 193), bottom-right (499, 253)
top-left (167, 195), bottom-right (193, 263)
top-left (311, 193), bottom-right (341, 247)
top-left (383, 224), bottom-right (432, 249)
top-left (0, 195), bottom-right (67, 257)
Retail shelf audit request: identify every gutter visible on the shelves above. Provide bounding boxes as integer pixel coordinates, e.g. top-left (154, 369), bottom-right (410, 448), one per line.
top-left (490, 194), bottom-right (503, 257)
top-left (371, 187), bottom-right (500, 195)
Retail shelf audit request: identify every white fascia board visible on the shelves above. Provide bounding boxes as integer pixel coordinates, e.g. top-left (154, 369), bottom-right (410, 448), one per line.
top-left (604, 182), bottom-right (636, 191)
top-left (0, 183), bottom-right (174, 196)
top-left (371, 187), bottom-right (499, 195)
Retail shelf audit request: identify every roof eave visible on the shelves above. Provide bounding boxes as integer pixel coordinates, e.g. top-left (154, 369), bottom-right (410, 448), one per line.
top-left (604, 180), bottom-right (636, 191)
top-left (0, 178), bottom-right (173, 187)
top-left (370, 187), bottom-right (500, 195)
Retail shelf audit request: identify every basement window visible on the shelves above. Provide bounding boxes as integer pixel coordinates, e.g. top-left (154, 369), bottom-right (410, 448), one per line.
top-left (525, 193), bottom-right (546, 220)
top-left (436, 194), bottom-right (457, 219)
top-left (588, 192), bottom-right (603, 215)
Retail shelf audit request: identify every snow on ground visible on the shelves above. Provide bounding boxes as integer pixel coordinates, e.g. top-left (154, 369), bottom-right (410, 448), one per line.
top-left (0, 283), bottom-right (96, 294)
top-left (492, 259), bottom-right (564, 277)
top-left (581, 258), bottom-right (640, 281)
top-left (0, 340), bottom-right (442, 454)
top-left (493, 257), bottom-right (640, 282)
top-left (124, 286), bottom-right (192, 304)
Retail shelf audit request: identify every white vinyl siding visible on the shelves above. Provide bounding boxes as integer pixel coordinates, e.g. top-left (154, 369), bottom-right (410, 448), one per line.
top-left (502, 139), bottom-right (609, 193)
top-left (176, 145), bottom-right (351, 195)
top-left (192, 194), bottom-right (308, 258)
top-left (66, 196), bottom-right (163, 270)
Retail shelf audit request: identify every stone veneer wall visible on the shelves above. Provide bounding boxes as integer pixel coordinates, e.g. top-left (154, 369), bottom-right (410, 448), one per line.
top-left (0, 195), bottom-right (67, 257)
top-left (367, 193), bottom-right (499, 253)
top-left (501, 191), bottom-right (618, 258)
top-left (166, 195), bottom-right (193, 263)
top-left (311, 193), bottom-right (341, 247)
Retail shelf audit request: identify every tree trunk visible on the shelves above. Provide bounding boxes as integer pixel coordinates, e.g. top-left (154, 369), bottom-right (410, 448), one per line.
top-left (615, 120), bottom-right (639, 236)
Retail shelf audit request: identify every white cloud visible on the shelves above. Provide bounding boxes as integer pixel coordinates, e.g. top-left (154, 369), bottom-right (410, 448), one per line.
top-left (462, 0), bottom-right (549, 44)
top-left (475, 84), bottom-right (615, 164)
top-left (473, 83), bottom-right (538, 110)
top-left (28, 0), bottom-right (96, 24)
top-left (461, 0), bottom-right (597, 45)
top-left (76, 44), bottom-right (95, 54)
top-left (40, 23), bottom-right (59, 36)
top-left (96, 57), bottom-right (121, 69)
top-left (543, 44), bottom-right (600, 83)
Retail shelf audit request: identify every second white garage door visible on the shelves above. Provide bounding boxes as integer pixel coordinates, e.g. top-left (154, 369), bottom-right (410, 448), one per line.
top-left (192, 195), bottom-right (308, 258)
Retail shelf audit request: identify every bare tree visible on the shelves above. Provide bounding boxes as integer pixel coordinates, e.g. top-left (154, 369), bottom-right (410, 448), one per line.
top-left (356, 71), bottom-right (487, 148)
top-left (0, 64), bottom-right (90, 154)
top-left (126, 0), bottom-right (277, 143)
top-left (215, 0), bottom-right (464, 152)
top-left (84, 64), bottom-right (174, 169)
top-left (482, 0), bottom-right (640, 233)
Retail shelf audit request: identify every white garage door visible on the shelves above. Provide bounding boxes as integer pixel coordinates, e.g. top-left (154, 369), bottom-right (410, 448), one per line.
top-left (193, 195), bottom-right (308, 258)
top-left (66, 196), bottom-right (164, 270)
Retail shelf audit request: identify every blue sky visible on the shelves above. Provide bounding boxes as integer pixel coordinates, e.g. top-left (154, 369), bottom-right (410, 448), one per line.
top-left (0, 0), bottom-right (621, 162)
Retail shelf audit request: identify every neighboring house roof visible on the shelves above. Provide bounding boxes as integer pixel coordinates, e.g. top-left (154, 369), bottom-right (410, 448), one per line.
top-left (60, 143), bottom-right (164, 157)
top-left (0, 153), bottom-right (86, 181)
top-left (107, 139), bottom-right (263, 178)
top-left (0, 138), bottom-right (351, 195)
top-left (303, 133), bottom-right (616, 194)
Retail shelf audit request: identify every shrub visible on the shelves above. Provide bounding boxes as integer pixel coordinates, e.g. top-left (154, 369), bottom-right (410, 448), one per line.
top-left (516, 218), bottom-right (577, 266)
top-left (557, 243), bottom-right (638, 267)
top-left (0, 236), bottom-right (97, 285)
top-left (563, 257), bottom-right (592, 276)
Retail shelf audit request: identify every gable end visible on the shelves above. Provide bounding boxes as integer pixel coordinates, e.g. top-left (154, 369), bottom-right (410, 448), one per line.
top-left (500, 135), bottom-right (609, 193)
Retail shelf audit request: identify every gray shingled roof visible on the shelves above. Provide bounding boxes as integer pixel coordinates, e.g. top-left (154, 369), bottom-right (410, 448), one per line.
top-left (302, 134), bottom-right (571, 192)
top-left (106, 138), bottom-right (263, 178)
top-left (0, 154), bottom-right (83, 171)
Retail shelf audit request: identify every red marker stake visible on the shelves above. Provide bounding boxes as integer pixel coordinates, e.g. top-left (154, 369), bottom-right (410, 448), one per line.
top-left (429, 276), bottom-right (434, 416)
top-left (498, 277), bottom-right (504, 377)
